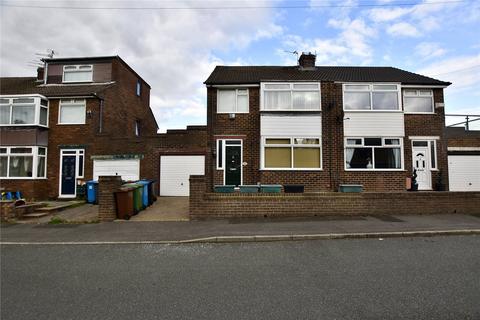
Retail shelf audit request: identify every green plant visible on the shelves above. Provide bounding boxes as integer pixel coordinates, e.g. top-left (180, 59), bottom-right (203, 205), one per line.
top-left (49, 216), bottom-right (67, 224)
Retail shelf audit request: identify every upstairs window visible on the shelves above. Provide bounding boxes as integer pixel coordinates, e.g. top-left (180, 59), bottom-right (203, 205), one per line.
top-left (63, 65), bottom-right (93, 83)
top-left (343, 84), bottom-right (400, 111)
top-left (59, 99), bottom-right (86, 124)
top-left (0, 96), bottom-right (49, 127)
top-left (403, 90), bottom-right (434, 113)
top-left (261, 83), bottom-right (321, 111)
top-left (135, 120), bottom-right (140, 136)
top-left (217, 89), bottom-right (249, 113)
top-left (136, 80), bottom-right (142, 96)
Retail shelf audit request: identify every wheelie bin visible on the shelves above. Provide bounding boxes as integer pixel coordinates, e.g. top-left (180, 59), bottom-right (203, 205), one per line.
top-left (86, 180), bottom-right (99, 204)
top-left (135, 180), bottom-right (150, 208)
top-left (114, 186), bottom-right (135, 220)
top-left (123, 183), bottom-right (143, 213)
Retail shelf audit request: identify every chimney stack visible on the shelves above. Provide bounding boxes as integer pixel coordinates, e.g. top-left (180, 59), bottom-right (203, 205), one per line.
top-left (298, 52), bottom-right (316, 69)
top-left (36, 67), bottom-right (45, 82)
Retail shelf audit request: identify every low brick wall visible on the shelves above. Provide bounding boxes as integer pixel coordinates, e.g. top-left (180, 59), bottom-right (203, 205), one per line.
top-left (189, 175), bottom-right (480, 219)
top-left (98, 176), bottom-right (123, 222)
top-left (0, 200), bottom-right (15, 222)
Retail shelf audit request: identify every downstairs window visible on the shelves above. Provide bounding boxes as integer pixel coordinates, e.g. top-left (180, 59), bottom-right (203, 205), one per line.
top-left (345, 137), bottom-right (402, 170)
top-left (263, 137), bottom-right (322, 169)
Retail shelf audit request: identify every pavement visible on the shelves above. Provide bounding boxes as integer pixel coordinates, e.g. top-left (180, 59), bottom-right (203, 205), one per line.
top-left (130, 196), bottom-right (189, 221)
top-left (1, 213), bottom-right (480, 244)
top-left (2, 236), bottom-right (479, 319)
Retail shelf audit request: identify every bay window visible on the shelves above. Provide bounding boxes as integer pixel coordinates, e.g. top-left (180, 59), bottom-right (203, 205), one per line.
top-left (263, 137), bottom-right (321, 169)
top-left (0, 95), bottom-right (49, 126)
top-left (217, 89), bottom-right (249, 113)
top-left (345, 137), bottom-right (402, 170)
top-left (261, 83), bottom-right (321, 111)
top-left (0, 146), bottom-right (47, 179)
top-left (403, 90), bottom-right (434, 113)
top-left (63, 65), bottom-right (93, 83)
top-left (59, 99), bottom-right (86, 124)
top-left (343, 84), bottom-right (400, 111)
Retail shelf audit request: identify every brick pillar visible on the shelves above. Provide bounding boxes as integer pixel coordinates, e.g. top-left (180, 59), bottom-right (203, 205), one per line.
top-left (189, 175), bottom-right (206, 217)
top-left (98, 176), bottom-right (123, 222)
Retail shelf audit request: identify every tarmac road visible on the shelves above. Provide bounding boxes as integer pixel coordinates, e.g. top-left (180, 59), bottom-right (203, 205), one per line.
top-left (1, 236), bottom-right (479, 320)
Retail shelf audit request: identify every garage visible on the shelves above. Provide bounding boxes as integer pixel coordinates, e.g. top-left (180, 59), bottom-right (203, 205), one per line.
top-left (93, 159), bottom-right (140, 181)
top-left (160, 155), bottom-right (205, 196)
top-left (448, 155), bottom-right (480, 191)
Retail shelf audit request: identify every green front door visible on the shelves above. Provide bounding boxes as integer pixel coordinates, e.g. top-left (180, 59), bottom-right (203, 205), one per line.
top-left (225, 145), bottom-right (241, 186)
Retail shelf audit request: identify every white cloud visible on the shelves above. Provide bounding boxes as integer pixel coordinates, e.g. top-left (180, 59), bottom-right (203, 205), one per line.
top-left (415, 42), bottom-right (447, 59)
top-left (417, 54), bottom-right (480, 92)
top-left (0, 1), bottom-right (282, 132)
top-left (387, 22), bottom-right (420, 37)
top-left (368, 7), bottom-right (412, 22)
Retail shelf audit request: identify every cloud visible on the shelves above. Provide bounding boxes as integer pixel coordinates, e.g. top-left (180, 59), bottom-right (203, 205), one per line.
top-left (368, 7), bottom-right (412, 22)
top-left (417, 54), bottom-right (480, 92)
top-left (0, 1), bottom-right (282, 132)
top-left (415, 42), bottom-right (447, 59)
top-left (387, 22), bottom-right (420, 37)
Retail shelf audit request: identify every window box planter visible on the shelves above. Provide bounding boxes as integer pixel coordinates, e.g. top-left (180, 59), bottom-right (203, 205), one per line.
top-left (260, 184), bottom-right (282, 193)
top-left (338, 184), bottom-right (363, 193)
top-left (214, 185), bottom-right (235, 193)
top-left (239, 185), bottom-right (259, 193)
top-left (284, 185), bottom-right (304, 193)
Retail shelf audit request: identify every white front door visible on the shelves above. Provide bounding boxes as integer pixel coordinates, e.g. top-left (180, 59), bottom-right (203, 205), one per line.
top-left (412, 147), bottom-right (431, 190)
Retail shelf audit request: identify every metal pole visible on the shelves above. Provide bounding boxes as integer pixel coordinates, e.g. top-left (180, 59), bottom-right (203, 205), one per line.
top-left (465, 115), bottom-right (469, 131)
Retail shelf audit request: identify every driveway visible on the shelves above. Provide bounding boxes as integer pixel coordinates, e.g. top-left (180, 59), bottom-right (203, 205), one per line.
top-left (130, 197), bottom-right (189, 221)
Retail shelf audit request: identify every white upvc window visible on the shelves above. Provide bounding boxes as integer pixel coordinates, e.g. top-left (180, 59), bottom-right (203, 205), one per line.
top-left (411, 139), bottom-right (437, 170)
top-left (261, 82), bottom-right (321, 111)
top-left (59, 99), bottom-right (86, 124)
top-left (0, 146), bottom-right (47, 179)
top-left (345, 137), bottom-right (403, 171)
top-left (261, 137), bottom-right (322, 170)
top-left (62, 65), bottom-right (93, 83)
top-left (0, 95), bottom-right (49, 127)
top-left (343, 83), bottom-right (401, 111)
top-left (403, 90), bottom-right (434, 113)
top-left (217, 89), bottom-right (249, 113)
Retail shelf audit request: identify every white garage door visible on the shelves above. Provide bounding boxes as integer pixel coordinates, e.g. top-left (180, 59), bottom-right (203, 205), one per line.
top-left (93, 159), bottom-right (140, 181)
top-left (160, 155), bottom-right (205, 196)
top-left (448, 155), bottom-right (480, 191)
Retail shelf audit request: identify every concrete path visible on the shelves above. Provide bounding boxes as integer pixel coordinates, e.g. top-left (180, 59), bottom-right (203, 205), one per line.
top-left (1, 213), bottom-right (480, 244)
top-left (130, 197), bottom-right (189, 221)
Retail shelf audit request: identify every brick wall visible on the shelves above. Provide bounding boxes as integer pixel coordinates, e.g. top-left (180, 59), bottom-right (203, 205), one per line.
top-left (190, 175), bottom-right (480, 218)
top-left (206, 84), bottom-right (448, 192)
top-left (98, 175), bottom-right (123, 221)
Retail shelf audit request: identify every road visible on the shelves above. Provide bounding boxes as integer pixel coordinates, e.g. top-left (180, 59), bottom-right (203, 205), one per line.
top-left (1, 236), bottom-right (479, 320)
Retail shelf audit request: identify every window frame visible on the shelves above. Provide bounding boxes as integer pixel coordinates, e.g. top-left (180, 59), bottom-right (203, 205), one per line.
top-left (403, 89), bottom-right (435, 114)
top-left (58, 99), bottom-right (87, 125)
top-left (260, 82), bottom-right (321, 111)
top-left (0, 146), bottom-right (48, 179)
top-left (136, 80), bottom-right (142, 97)
top-left (62, 64), bottom-right (93, 83)
top-left (344, 137), bottom-right (404, 171)
top-left (216, 89), bottom-right (249, 114)
top-left (260, 136), bottom-right (323, 171)
top-left (0, 95), bottom-right (49, 127)
top-left (342, 83), bottom-right (402, 112)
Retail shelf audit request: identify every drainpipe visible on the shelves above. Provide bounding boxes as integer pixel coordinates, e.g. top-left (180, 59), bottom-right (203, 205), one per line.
top-left (92, 93), bottom-right (104, 133)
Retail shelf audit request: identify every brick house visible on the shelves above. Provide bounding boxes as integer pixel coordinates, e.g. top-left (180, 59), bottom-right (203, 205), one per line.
top-left (204, 52), bottom-right (452, 192)
top-left (0, 56), bottom-right (160, 200)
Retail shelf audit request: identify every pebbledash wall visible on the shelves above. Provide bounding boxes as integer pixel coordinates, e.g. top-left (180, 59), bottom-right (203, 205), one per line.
top-left (190, 176), bottom-right (480, 219)
top-left (206, 85), bottom-right (449, 192)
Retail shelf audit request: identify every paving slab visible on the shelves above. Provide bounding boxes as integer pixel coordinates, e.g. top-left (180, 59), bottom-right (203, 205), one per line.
top-left (1, 213), bottom-right (480, 244)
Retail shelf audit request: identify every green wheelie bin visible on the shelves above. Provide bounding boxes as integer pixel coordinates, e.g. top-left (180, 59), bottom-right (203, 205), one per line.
top-left (123, 183), bottom-right (144, 214)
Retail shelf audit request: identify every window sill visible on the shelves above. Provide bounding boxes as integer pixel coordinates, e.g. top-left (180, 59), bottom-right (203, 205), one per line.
top-left (344, 169), bottom-right (406, 172)
top-left (0, 124), bottom-right (49, 128)
top-left (0, 177), bottom-right (47, 180)
top-left (343, 110), bottom-right (402, 113)
top-left (217, 112), bottom-right (249, 114)
top-left (57, 123), bottom-right (86, 125)
top-left (404, 112), bottom-right (435, 115)
top-left (260, 109), bottom-right (322, 112)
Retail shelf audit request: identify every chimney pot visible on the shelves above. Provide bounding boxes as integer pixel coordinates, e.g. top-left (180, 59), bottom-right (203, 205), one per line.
top-left (298, 52), bottom-right (316, 69)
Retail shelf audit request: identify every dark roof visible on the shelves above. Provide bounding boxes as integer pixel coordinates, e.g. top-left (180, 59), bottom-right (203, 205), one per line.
top-left (445, 127), bottom-right (480, 139)
top-left (0, 77), bottom-right (115, 97)
top-left (204, 66), bottom-right (451, 86)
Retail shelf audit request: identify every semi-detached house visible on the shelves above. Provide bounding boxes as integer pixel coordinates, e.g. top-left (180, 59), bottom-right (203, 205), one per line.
top-left (204, 53), bottom-right (451, 192)
top-left (0, 56), bottom-right (159, 200)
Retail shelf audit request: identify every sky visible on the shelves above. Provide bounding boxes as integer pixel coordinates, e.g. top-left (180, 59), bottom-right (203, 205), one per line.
top-left (1, 0), bottom-right (479, 132)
